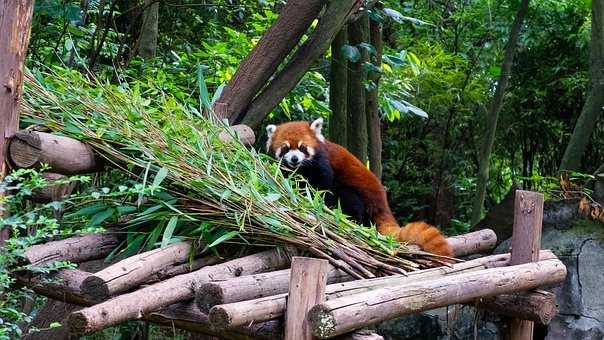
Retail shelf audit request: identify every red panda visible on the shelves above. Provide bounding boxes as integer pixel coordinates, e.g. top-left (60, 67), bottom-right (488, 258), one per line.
top-left (266, 118), bottom-right (453, 257)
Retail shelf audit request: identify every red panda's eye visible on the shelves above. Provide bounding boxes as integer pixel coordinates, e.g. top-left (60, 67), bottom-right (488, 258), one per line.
top-left (299, 144), bottom-right (307, 153)
top-left (281, 144), bottom-right (289, 153)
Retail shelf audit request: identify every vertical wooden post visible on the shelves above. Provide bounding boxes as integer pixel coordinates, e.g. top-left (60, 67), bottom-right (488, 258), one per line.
top-left (284, 256), bottom-right (329, 340)
top-left (0, 0), bottom-right (36, 245)
top-left (508, 190), bottom-right (544, 340)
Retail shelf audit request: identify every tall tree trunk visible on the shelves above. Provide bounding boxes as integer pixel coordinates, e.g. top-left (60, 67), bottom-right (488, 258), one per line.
top-left (138, 0), bottom-right (159, 59)
top-left (366, 18), bottom-right (383, 179)
top-left (346, 14), bottom-right (369, 162)
top-left (559, 0), bottom-right (604, 171)
top-left (470, 0), bottom-right (530, 226)
top-left (0, 0), bottom-right (35, 245)
top-left (329, 29), bottom-right (349, 147)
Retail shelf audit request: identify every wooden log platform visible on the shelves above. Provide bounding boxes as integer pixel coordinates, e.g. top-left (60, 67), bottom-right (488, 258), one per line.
top-left (308, 259), bottom-right (566, 338)
top-left (207, 250), bottom-right (556, 329)
top-left (198, 229), bottom-right (497, 313)
top-left (15, 268), bottom-right (98, 306)
top-left (68, 249), bottom-right (292, 334)
top-left (23, 233), bottom-right (120, 267)
top-left (9, 130), bottom-right (102, 174)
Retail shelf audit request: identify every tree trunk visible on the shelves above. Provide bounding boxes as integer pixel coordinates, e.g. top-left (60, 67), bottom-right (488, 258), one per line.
top-left (138, 0), bottom-right (159, 59)
top-left (470, 0), bottom-right (530, 226)
top-left (366, 18), bottom-right (384, 179)
top-left (238, 0), bottom-right (358, 129)
top-left (0, 0), bottom-right (35, 245)
top-left (346, 14), bottom-right (370, 162)
top-left (559, 0), bottom-right (604, 171)
top-left (329, 29), bottom-right (349, 147)
top-left (216, 0), bottom-right (324, 121)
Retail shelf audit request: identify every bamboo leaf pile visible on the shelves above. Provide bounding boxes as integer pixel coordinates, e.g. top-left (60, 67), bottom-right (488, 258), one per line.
top-left (20, 69), bottom-right (448, 277)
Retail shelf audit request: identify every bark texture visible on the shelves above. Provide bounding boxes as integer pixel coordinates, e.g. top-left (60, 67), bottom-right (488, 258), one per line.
top-left (329, 29), bottom-right (349, 146)
top-left (239, 0), bottom-right (359, 129)
top-left (346, 14), bottom-right (370, 162)
top-left (138, 0), bottom-right (159, 59)
top-left (9, 131), bottom-right (102, 174)
top-left (0, 0), bottom-right (35, 245)
top-left (216, 0), bottom-right (324, 121)
top-left (366, 18), bottom-right (383, 179)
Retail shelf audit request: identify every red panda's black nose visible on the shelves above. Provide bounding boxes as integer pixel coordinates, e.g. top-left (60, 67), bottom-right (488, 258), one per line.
top-left (291, 155), bottom-right (299, 163)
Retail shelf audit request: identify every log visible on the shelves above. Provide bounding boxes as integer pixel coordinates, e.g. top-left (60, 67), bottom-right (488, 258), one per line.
top-left (335, 330), bottom-right (384, 340)
top-left (284, 257), bottom-right (329, 340)
top-left (9, 130), bottom-right (102, 174)
top-left (508, 190), bottom-right (544, 340)
top-left (239, 0), bottom-right (358, 129)
top-left (448, 229), bottom-right (497, 257)
top-left (23, 233), bottom-right (120, 267)
top-left (196, 263), bottom-right (351, 313)
top-left (81, 241), bottom-right (205, 300)
top-left (30, 173), bottom-right (78, 203)
top-left (308, 259), bottom-right (566, 338)
top-left (218, 124), bottom-right (256, 146)
top-left (0, 0), bottom-right (35, 245)
top-left (145, 302), bottom-right (282, 340)
top-left (147, 255), bottom-right (222, 283)
top-left (477, 290), bottom-right (558, 325)
top-left (208, 250), bottom-right (557, 329)
top-left (215, 0), bottom-right (324, 121)
top-left (68, 249), bottom-right (292, 334)
top-left (15, 268), bottom-right (98, 307)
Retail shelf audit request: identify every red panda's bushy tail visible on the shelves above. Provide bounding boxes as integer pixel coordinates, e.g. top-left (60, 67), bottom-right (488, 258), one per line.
top-left (375, 214), bottom-right (453, 257)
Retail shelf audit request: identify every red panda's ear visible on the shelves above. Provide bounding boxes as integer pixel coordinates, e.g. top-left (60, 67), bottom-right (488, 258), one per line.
top-left (310, 118), bottom-right (325, 142)
top-left (265, 124), bottom-right (277, 152)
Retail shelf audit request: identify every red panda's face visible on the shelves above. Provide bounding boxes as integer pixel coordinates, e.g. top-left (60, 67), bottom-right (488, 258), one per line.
top-left (265, 118), bottom-right (325, 168)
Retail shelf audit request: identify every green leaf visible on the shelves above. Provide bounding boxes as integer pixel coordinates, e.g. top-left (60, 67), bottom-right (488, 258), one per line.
top-left (207, 230), bottom-right (239, 248)
top-left (152, 167), bottom-right (169, 188)
top-left (197, 64), bottom-right (212, 113)
top-left (88, 208), bottom-right (114, 227)
top-left (161, 216), bottom-right (178, 248)
top-left (341, 45), bottom-right (361, 62)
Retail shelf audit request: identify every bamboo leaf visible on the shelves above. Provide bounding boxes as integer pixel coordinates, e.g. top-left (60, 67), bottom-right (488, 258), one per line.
top-left (161, 216), bottom-right (179, 248)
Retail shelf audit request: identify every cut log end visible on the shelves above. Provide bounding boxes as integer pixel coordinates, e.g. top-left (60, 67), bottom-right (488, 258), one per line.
top-left (9, 130), bottom-right (41, 168)
top-left (80, 275), bottom-right (110, 301)
top-left (68, 311), bottom-right (90, 335)
top-left (309, 304), bottom-right (337, 339)
top-left (196, 283), bottom-right (224, 313)
top-left (208, 306), bottom-right (232, 330)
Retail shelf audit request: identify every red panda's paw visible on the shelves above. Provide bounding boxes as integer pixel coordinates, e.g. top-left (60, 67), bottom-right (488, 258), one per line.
top-left (397, 221), bottom-right (454, 257)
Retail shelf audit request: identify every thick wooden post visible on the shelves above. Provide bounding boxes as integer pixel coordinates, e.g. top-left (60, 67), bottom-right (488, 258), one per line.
top-left (284, 257), bottom-right (329, 340)
top-left (0, 0), bottom-right (36, 244)
top-left (508, 190), bottom-right (544, 340)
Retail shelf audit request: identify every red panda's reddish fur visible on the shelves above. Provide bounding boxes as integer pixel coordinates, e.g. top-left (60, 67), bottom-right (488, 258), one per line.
top-left (267, 121), bottom-right (453, 257)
